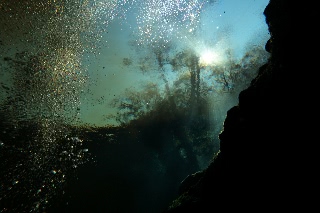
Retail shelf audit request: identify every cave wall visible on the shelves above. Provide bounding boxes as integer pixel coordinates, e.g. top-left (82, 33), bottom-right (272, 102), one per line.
top-left (164, 0), bottom-right (318, 211)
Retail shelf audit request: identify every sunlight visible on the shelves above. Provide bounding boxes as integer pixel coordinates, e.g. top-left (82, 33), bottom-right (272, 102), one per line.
top-left (199, 49), bottom-right (219, 67)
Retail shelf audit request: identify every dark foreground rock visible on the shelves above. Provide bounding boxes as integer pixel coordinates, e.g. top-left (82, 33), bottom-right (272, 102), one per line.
top-left (164, 0), bottom-right (318, 211)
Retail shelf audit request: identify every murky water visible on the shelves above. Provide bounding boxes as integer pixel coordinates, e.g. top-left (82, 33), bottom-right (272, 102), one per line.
top-left (0, 0), bottom-right (269, 212)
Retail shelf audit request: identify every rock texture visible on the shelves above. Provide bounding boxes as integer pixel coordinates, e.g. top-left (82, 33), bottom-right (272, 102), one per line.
top-left (164, 0), bottom-right (318, 211)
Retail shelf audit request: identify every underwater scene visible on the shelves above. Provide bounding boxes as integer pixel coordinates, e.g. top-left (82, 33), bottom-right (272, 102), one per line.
top-left (0, 0), bottom-right (270, 212)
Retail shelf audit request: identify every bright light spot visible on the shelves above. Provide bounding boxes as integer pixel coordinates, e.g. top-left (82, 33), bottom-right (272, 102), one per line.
top-left (199, 50), bottom-right (218, 66)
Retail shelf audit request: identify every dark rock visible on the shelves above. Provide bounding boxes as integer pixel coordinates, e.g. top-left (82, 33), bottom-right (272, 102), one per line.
top-left (164, 0), bottom-right (319, 212)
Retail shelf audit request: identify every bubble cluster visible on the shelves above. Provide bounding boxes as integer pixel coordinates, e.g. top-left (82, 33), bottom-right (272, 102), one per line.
top-left (0, 124), bottom-right (91, 212)
top-left (0, 0), bottom-right (105, 124)
top-left (0, 0), bottom-right (101, 211)
top-left (134, 0), bottom-right (207, 48)
top-left (87, 0), bottom-right (209, 48)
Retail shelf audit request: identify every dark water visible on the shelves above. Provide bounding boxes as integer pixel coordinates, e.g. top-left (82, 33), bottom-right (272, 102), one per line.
top-left (0, 110), bottom-right (217, 213)
top-left (47, 114), bottom-right (216, 212)
top-left (50, 133), bottom-right (190, 212)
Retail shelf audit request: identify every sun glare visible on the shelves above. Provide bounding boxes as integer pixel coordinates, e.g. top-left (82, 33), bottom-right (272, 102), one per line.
top-left (199, 49), bottom-right (218, 66)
